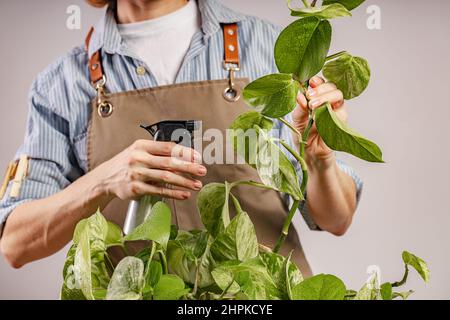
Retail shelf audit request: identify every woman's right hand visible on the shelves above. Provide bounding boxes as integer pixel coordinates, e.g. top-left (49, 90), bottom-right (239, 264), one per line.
top-left (93, 139), bottom-right (207, 201)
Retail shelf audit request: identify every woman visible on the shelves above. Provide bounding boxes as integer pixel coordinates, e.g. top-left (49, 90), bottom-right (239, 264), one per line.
top-left (0, 0), bottom-right (361, 276)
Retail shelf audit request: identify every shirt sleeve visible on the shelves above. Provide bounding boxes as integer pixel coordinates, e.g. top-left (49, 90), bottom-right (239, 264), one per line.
top-left (0, 76), bottom-right (83, 237)
top-left (274, 113), bottom-right (364, 231)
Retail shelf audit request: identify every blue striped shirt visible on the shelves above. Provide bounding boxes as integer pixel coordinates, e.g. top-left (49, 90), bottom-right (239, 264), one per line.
top-left (0, 0), bottom-right (362, 236)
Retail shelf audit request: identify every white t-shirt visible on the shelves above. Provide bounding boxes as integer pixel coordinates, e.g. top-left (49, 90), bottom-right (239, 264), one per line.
top-left (117, 0), bottom-right (201, 86)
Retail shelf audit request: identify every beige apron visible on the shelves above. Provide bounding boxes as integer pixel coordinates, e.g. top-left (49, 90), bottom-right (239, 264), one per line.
top-left (84, 24), bottom-right (312, 277)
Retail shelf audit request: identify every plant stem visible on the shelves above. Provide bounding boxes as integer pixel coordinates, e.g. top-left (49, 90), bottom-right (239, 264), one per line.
top-left (104, 253), bottom-right (115, 273)
top-left (326, 51), bottom-right (348, 62)
top-left (273, 200), bottom-right (300, 253)
top-left (121, 243), bottom-right (130, 257)
top-left (144, 242), bottom-right (157, 280)
top-left (230, 180), bottom-right (276, 191)
top-left (300, 113), bottom-right (314, 159)
top-left (218, 277), bottom-right (236, 300)
top-left (277, 117), bottom-right (306, 145)
top-left (192, 260), bottom-right (201, 296)
top-left (391, 265), bottom-right (409, 288)
top-left (159, 250), bottom-right (168, 274)
top-left (273, 115), bottom-right (314, 253)
top-left (311, 0), bottom-right (317, 7)
top-left (301, 0), bottom-right (310, 7)
top-left (280, 141), bottom-right (309, 194)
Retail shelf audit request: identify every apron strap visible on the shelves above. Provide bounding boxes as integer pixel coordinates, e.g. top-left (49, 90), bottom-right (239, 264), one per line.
top-left (84, 22), bottom-right (240, 86)
top-left (222, 23), bottom-right (240, 67)
top-left (85, 27), bottom-right (106, 86)
top-left (222, 23), bottom-right (241, 102)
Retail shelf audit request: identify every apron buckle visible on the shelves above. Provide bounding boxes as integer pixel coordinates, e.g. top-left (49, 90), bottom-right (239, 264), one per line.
top-left (222, 61), bottom-right (241, 103)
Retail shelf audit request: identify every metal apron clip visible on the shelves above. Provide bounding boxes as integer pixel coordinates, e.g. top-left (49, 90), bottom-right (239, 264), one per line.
top-left (222, 61), bottom-right (241, 102)
top-left (93, 75), bottom-right (113, 118)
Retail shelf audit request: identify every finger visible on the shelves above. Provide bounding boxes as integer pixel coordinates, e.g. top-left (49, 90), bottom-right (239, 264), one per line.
top-left (134, 167), bottom-right (203, 191)
top-left (306, 82), bottom-right (337, 100)
top-left (297, 92), bottom-right (308, 112)
top-left (293, 94), bottom-right (309, 126)
top-left (172, 144), bottom-right (202, 163)
top-left (331, 98), bottom-right (345, 110)
top-left (134, 140), bottom-right (201, 163)
top-left (309, 90), bottom-right (344, 110)
top-left (309, 76), bottom-right (325, 88)
top-left (134, 181), bottom-right (191, 200)
top-left (334, 104), bottom-right (349, 123)
top-left (141, 154), bottom-right (207, 177)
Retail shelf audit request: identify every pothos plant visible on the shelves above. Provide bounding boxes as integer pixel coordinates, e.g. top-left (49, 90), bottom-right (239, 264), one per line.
top-left (61, 0), bottom-right (430, 300)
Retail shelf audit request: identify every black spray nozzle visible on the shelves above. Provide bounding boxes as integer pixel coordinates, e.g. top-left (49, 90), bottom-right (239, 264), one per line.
top-left (140, 120), bottom-right (201, 147)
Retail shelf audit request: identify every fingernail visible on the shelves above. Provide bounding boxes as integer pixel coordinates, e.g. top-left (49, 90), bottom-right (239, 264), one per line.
top-left (194, 181), bottom-right (203, 189)
top-left (198, 166), bottom-right (207, 175)
top-left (311, 76), bottom-right (320, 85)
top-left (310, 99), bottom-right (321, 108)
top-left (183, 192), bottom-right (191, 199)
top-left (307, 89), bottom-right (316, 98)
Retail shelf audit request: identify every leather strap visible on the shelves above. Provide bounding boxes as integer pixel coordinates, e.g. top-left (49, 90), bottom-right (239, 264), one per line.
top-left (85, 27), bottom-right (105, 85)
top-left (222, 23), bottom-right (239, 66)
top-left (85, 23), bottom-right (240, 84)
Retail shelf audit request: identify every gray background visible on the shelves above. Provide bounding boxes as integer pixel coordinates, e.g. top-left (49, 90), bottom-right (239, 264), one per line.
top-left (0, 0), bottom-right (449, 299)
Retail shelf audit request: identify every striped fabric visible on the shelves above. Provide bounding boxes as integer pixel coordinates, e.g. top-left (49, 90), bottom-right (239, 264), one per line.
top-left (0, 0), bottom-right (363, 236)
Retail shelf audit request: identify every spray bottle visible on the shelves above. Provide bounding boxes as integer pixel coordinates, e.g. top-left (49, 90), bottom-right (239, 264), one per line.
top-left (123, 120), bottom-right (201, 235)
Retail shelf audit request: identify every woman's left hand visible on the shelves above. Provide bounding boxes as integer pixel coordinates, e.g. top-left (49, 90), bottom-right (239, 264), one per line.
top-left (292, 76), bottom-right (348, 167)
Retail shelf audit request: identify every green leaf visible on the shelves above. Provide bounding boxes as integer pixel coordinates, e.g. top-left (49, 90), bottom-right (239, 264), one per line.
top-left (124, 201), bottom-right (172, 249)
top-left (402, 251), bottom-right (430, 283)
top-left (105, 221), bottom-right (123, 247)
top-left (211, 211), bottom-right (259, 263)
top-left (380, 282), bottom-right (393, 300)
top-left (146, 260), bottom-right (162, 288)
top-left (211, 267), bottom-right (241, 295)
top-left (275, 17), bottom-right (331, 82)
top-left (74, 229), bottom-right (94, 300)
top-left (323, 0), bottom-right (366, 11)
top-left (106, 257), bottom-right (144, 300)
top-left (69, 212), bottom-right (112, 300)
top-left (153, 274), bottom-right (190, 300)
top-left (62, 244), bottom-right (77, 282)
top-left (392, 290), bottom-right (414, 300)
top-left (170, 224), bottom-right (179, 240)
top-left (344, 289), bottom-right (357, 300)
top-left (73, 220), bottom-right (87, 244)
top-left (291, 274), bottom-right (346, 300)
top-left (197, 183), bottom-right (231, 237)
top-left (290, 3), bottom-right (352, 19)
top-left (167, 231), bottom-right (216, 288)
top-left (230, 111), bottom-right (273, 168)
top-left (60, 283), bottom-right (86, 300)
top-left (354, 271), bottom-right (382, 300)
top-left (315, 103), bottom-right (384, 162)
top-left (87, 210), bottom-right (109, 244)
top-left (261, 251), bottom-right (303, 300)
top-left (61, 245), bottom-right (85, 300)
top-left (242, 73), bottom-right (300, 118)
top-left (256, 127), bottom-right (304, 200)
top-left (323, 53), bottom-right (370, 99)
top-left (213, 258), bottom-right (283, 300)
